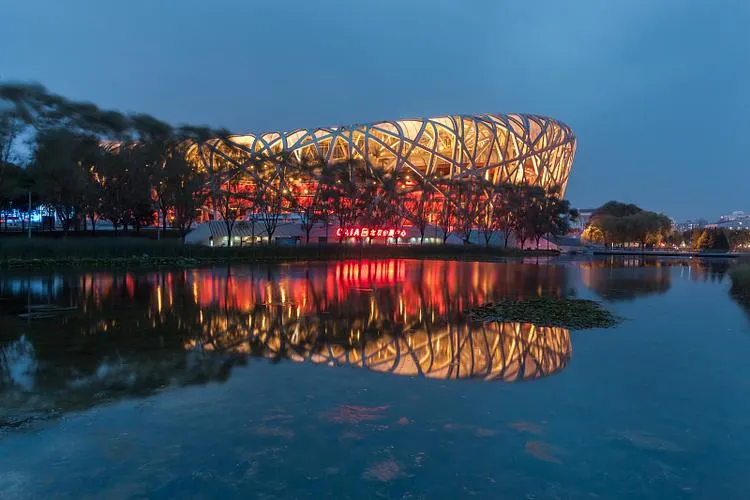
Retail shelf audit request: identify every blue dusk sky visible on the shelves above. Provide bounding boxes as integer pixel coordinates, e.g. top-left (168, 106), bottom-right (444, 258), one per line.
top-left (1, 0), bottom-right (748, 220)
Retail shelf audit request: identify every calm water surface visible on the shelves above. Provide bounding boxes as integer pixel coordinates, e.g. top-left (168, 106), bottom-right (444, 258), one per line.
top-left (0, 257), bottom-right (748, 498)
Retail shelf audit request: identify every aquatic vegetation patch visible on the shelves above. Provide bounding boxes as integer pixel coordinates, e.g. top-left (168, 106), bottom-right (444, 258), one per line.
top-left (469, 297), bottom-right (620, 330)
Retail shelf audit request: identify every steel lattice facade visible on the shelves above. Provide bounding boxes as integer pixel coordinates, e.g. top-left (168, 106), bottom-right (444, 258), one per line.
top-left (199, 113), bottom-right (576, 195)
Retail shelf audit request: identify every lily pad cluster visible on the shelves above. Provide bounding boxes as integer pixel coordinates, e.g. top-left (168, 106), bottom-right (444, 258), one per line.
top-left (469, 297), bottom-right (620, 330)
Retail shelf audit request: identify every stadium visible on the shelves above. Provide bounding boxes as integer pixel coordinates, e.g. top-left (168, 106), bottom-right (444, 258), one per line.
top-left (186, 113), bottom-right (576, 246)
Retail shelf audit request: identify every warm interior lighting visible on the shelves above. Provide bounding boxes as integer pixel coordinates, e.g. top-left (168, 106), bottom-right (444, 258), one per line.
top-left (197, 113), bottom-right (575, 197)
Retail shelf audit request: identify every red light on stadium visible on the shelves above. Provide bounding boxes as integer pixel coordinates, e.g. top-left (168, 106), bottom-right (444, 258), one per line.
top-left (336, 227), bottom-right (407, 238)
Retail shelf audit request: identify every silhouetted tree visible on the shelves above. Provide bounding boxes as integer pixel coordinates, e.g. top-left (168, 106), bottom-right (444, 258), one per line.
top-left (436, 179), bottom-right (459, 243)
top-left (404, 172), bottom-right (440, 244)
top-left (293, 155), bottom-right (329, 244)
top-left (166, 143), bottom-right (208, 240)
top-left (455, 177), bottom-right (486, 245)
top-left (322, 159), bottom-right (368, 242)
top-left (255, 151), bottom-right (297, 243)
top-left (28, 129), bottom-right (95, 234)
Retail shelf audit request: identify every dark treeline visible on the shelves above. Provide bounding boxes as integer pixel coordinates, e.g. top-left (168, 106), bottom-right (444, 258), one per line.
top-left (581, 201), bottom-right (748, 251)
top-left (0, 82), bottom-right (223, 237)
top-left (581, 201), bottom-right (673, 249)
top-left (0, 82), bottom-right (576, 247)
top-left (670, 227), bottom-right (747, 251)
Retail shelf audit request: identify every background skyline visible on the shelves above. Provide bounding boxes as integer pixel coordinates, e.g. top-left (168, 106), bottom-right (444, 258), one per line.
top-left (2, 0), bottom-right (748, 220)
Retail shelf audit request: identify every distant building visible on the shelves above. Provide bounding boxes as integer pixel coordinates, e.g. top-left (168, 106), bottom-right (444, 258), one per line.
top-left (675, 219), bottom-right (708, 232)
top-left (719, 210), bottom-right (746, 222)
top-left (701, 210), bottom-right (750, 231)
top-left (571, 208), bottom-right (596, 232)
top-left (708, 218), bottom-right (750, 231)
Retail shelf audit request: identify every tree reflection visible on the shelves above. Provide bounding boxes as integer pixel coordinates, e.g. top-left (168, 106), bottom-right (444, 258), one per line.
top-left (580, 257), bottom-right (732, 303)
top-left (684, 259), bottom-right (730, 283)
top-left (580, 258), bottom-right (672, 302)
top-left (0, 260), bottom-right (571, 420)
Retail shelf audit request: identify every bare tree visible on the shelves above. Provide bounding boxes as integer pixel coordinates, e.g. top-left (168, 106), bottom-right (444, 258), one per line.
top-left (194, 136), bottom-right (249, 246)
top-left (360, 164), bottom-right (405, 230)
top-left (167, 143), bottom-right (208, 240)
top-left (294, 155), bottom-right (329, 244)
top-left (455, 177), bottom-right (485, 245)
top-left (436, 179), bottom-right (458, 244)
top-left (321, 159), bottom-right (367, 242)
top-left (405, 172), bottom-right (440, 244)
top-left (477, 183), bottom-right (502, 247)
top-left (128, 114), bottom-right (175, 235)
top-left (254, 151), bottom-right (296, 243)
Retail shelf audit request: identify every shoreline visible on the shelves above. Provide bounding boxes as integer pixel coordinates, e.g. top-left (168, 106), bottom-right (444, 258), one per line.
top-left (0, 245), bottom-right (560, 270)
top-left (592, 250), bottom-right (739, 258)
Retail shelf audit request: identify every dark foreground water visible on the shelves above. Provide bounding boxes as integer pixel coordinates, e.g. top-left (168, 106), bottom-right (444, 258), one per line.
top-left (0, 257), bottom-right (748, 499)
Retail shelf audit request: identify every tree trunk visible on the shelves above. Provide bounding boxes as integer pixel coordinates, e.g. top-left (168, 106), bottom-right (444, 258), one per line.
top-left (60, 210), bottom-right (70, 237)
top-left (225, 219), bottom-right (233, 247)
top-left (251, 218), bottom-right (255, 245)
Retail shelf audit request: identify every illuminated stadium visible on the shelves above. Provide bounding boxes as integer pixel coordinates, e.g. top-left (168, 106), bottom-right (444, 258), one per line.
top-left (187, 113), bottom-right (576, 245)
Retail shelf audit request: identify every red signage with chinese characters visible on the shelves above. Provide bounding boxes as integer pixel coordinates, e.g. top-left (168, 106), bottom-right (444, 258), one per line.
top-left (336, 227), bottom-right (408, 239)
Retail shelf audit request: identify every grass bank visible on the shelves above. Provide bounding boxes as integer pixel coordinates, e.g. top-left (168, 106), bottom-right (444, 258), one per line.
top-left (0, 237), bottom-right (556, 269)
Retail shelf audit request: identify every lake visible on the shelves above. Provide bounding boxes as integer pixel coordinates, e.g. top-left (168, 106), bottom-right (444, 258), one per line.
top-left (0, 257), bottom-right (748, 498)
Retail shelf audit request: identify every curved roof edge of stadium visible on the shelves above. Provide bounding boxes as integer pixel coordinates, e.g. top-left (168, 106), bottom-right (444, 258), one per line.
top-left (216, 112), bottom-right (576, 144)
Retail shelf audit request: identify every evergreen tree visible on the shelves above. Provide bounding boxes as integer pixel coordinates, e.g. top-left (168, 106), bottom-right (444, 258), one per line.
top-left (714, 230), bottom-right (730, 251)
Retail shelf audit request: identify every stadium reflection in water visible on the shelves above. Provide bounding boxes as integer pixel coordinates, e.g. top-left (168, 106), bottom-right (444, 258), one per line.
top-left (180, 260), bottom-right (571, 382)
top-left (0, 260), bottom-right (572, 415)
